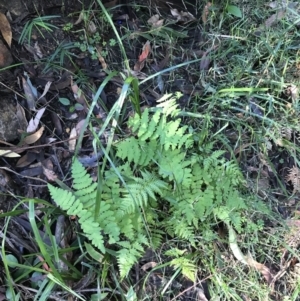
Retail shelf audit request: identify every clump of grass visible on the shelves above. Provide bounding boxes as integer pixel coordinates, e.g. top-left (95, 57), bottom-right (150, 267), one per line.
top-left (19, 15), bottom-right (60, 45)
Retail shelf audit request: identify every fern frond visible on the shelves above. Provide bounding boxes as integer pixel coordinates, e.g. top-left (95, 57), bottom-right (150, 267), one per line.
top-left (165, 249), bottom-right (197, 282)
top-left (117, 234), bottom-right (148, 278)
top-left (48, 185), bottom-right (106, 253)
top-left (121, 172), bottom-right (167, 213)
top-left (71, 159), bottom-right (97, 207)
top-left (203, 150), bottom-right (225, 170)
top-left (156, 94), bottom-right (180, 117)
top-left (140, 110), bottom-right (161, 141)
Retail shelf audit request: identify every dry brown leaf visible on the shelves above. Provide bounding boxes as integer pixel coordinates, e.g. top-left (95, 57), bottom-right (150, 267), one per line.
top-left (228, 224), bottom-right (273, 284)
top-left (27, 107), bottom-right (46, 133)
top-left (38, 82), bottom-right (51, 100)
top-left (246, 256), bottom-right (273, 284)
top-left (285, 166), bottom-right (300, 193)
top-left (140, 262), bottom-right (157, 271)
top-left (71, 78), bottom-right (86, 105)
top-left (42, 165), bottom-right (57, 181)
top-left (280, 127), bottom-right (292, 140)
top-left (258, 152), bottom-right (273, 172)
top-left (0, 150), bottom-right (21, 158)
top-left (16, 151), bottom-right (38, 168)
top-left (200, 54), bottom-right (210, 70)
top-left (134, 41), bottom-right (151, 72)
top-left (75, 119), bottom-right (86, 135)
top-left (69, 127), bottom-right (77, 151)
top-left (148, 14), bottom-right (160, 25)
top-left (23, 126), bottom-right (44, 145)
top-left (0, 12), bottom-right (12, 47)
top-left (16, 102), bottom-right (28, 129)
top-left (46, 137), bottom-right (57, 144)
top-left (74, 11), bottom-right (84, 25)
top-left (22, 76), bottom-right (37, 111)
top-left (170, 8), bottom-right (195, 23)
top-left (267, 1), bottom-right (299, 10)
top-left (88, 21), bottom-right (97, 34)
top-left (147, 14), bottom-right (164, 28)
top-left (265, 10), bottom-right (286, 28)
top-left (96, 46), bottom-right (107, 70)
top-left (34, 41), bottom-right (43, 59)
top-left (200, 45), bottom-right (219, 71)
top-left (287, 84), bottom-right (299, 102)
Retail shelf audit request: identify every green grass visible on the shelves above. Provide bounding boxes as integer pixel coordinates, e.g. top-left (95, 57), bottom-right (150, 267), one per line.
top-left (18, 15), bottom-right (60, 45)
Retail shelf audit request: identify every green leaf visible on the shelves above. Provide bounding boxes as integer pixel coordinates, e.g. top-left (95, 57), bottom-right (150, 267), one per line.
top-left (6, 254), bottom-right (18, 267)
top-left (227, 5), bottom-right (242, 18)
top-left (75, 103), bottom-right (84, 110)
top-left (91, 293), bottom-right (108, 301)
top-left (58, 97), bottom-right (70, 105)
top-left (85, 242), bottom-right (104, 262)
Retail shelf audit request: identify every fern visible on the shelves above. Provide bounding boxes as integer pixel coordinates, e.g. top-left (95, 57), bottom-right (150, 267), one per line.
top-left (120, 171), bottom-right (167, 213)
top-left (48, 185), bottom-right (106, 253)
top-left (47, 93), bottom-right (260, 279)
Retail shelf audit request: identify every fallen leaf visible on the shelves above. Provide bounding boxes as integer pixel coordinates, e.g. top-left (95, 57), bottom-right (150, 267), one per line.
top-left (42, 165), bottom-right (57, 181)
top-left (74, 11), bottom-right (84, 25)
top-left (249, 99), bottom-right (264, 117)
top-left (200, 54), bottom-right (210, 70)
top-left (265, 10), bottom-right (286, 28)
top-left (134, 41), bottom-right (151, 72)
top-left (170, 8), bottom-right (195, 23)
top-left (76, 119), bottom-right (86, 135)
top-left (69, 127), bottom-right (77, 151)
top-left (16, 102), bottom-right (28, 129)
top-left (267, 1), bottom-right (299, 10)
top-left (34, 41), bottom-right (43, 58)
top-left (0, 40), bottom-right (13, 68)
top-left (37, 255), bottom-right (52, 272)
top-left (285, 166), bottom-right (300, 193)
top-left (200, 45), bottom-right (219, 71)
top-left (71, 77), bottom-right (86, 106)
top-left (140, 262), bottom-right (157, 271)
top-left (0, 150), bottom-right (21, 158)
top-left (88, 21), bottom-right (97, 33)
top-left (23, 44), bottom-right (40, 61)
top-left (38, 81), bottom-right (52, 100)
top-left (227, 223), bottom-right (273, 284)
top-left (96, 46), bottom-right (107, 70)
top-left (287, 84), bottom-right (298, 102)
top-left (23, 126), bottom-right (44, 145)
top-left (22, 76), bottom-right (37, 111)
top-left (51, 111), bottom-right (63, 136)
top-left (147, 14), bottom-right (164, 28)
top-left (45, 137), bottom-right (57, 144)
top-left (27, 107), bottom-right (46, 133)
top-left (16, 151), bottom-right (38, 168)
top-left (0, 12), bottom-right (12, 47)
top-left (20, 166), bottom-right (43, 177)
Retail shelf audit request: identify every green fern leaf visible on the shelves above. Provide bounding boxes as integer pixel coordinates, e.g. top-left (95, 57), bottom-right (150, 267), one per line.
top-left (48, 185), bottom-right (106, 253)
top-left (137, 108), bottom-right (150, 137)
top-left (116, 137), bottom-right (141, 164)
top-left (140, 110), bottom-right (161, 141)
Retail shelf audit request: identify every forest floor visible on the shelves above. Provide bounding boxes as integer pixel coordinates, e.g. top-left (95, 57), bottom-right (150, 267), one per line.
top-left (0, 0), bottom-right (300, 300)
